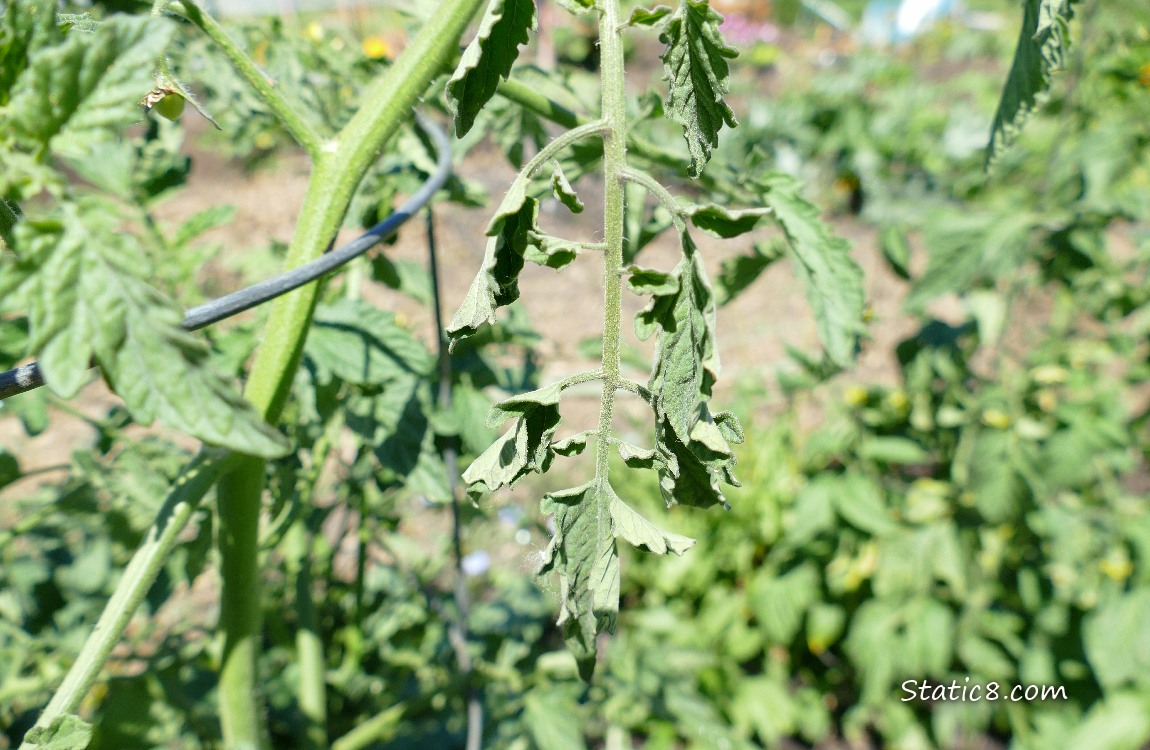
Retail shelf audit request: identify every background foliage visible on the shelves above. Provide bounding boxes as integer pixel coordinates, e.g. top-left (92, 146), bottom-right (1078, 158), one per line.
top-left (2, 0), bottom-right (1149, 748)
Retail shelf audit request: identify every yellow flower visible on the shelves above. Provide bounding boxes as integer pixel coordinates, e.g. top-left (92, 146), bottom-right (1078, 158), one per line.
top-left (362, 35), bottom-right (391, 60)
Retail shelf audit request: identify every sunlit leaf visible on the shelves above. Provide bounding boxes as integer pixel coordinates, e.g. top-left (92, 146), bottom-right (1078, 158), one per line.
top-left (446, 0), bottom-right (537, 138)
top-left (657, 0), bottom-right (738, 178)
top-left (986, 0), bottom-right (1080, 166)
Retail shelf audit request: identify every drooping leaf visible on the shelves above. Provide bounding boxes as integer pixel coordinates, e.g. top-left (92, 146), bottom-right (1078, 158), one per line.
top-left (637, 231), bottom-right (742, 508)
top-left (524, 232), bottom-right (582, 269)
top-left (628, 5), bottom-right (673, 26)
top-left (550, 161), bottom-right (584, 213)
top-left (0, 201), bottom-right (289, 458)
top-left (462, 382), bottom-right (563, 497)
top-left (610, 489), bottom-right (695, 555)
top-left (986, 0), bottom-right (1080, 166)
top-left (446, 0), bottom-right (537, 138)
top-left (447, 181), bottom-right (538, 341)
top-left (716, 239), bottom-right (784, 305)
top-left (657, 0), bottom-right (738, 178)
top-left (8, 14), bottom-right (174, 157)
top-left (688, 203), bottom-right (771, 238)
top-left (758, 173), bottom-right (864, 368)
top-left (538, 478), bottom-right (617, 678)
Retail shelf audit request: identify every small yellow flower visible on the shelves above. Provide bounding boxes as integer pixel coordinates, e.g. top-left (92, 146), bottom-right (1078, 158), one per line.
top-left (362, 35), bottom-right (390, 59)
top-left (843, 385), bottom-right (868, 407)
top-left (304, 21), bottom-right (324, 43)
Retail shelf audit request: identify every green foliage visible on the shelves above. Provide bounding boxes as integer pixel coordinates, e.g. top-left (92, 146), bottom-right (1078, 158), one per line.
top-left (653, 0), bottom-right (738, 178)
top-left (444, 0), bottom-right (865, 677)
top-left (4, 0), bottom-right (1147, 748)
top-left (446, 0), bottom-right (538, 137)
top-left (987, 0), bottom-right (1081, 165)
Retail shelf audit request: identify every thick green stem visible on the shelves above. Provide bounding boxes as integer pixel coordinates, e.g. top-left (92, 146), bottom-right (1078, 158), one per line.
top-left (209, 1), bottom-right (485, 747)
top-left (216, 461), bottom-right (268, 750)
top-left (21, 450), bottom-right (235, 749)
top-left (595, 0), bottom-right (628, 482)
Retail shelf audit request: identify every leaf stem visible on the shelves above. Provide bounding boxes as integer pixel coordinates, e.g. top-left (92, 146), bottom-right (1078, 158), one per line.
top-left (620, 167), bottom-right (686, 230)
top-left (518, 120), bottom-right (607, 183)
top-left (595, 0), bottom-right (627, 483)
top-left (164, 0), bottom-right (325, 155)
top-left (21, 450), bottom-right (236, 748)
top-left (496, 78), bottom-right (685, 176)
top-left (616, 378), bottom-right (654, 404)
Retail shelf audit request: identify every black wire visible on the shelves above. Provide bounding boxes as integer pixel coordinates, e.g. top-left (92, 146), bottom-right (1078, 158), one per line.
top-left (0, 112), bottom-right (452, 402)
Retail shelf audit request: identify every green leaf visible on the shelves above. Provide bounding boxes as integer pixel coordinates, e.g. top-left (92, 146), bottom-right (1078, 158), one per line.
top-left (0, 449), bottom-right (20, 490)
top-left (8, 14), bottom-right (174, 157)
top-left (1, 202), bottom-right (289, 458)
top-left (524, 232), bottom-right (582, 270)
top-left (550, 161), bottom-right (584, 213)
top-left (758, 173), bottom-right (864, 368)
top-left (462, 383), bottom-right (563, 497)
top-left (906, 208), bottom-right (1036, 310)
top-left (304, 299), bottom-right (432, 386)
top-left (716, 239), bottom-right (783, 305)
top-left (539, 478), bottom-right (618, 679)
top-left (610, 488), bottom-right (695, 555)
top-left (830, 474), bottom-right (897, 536)
top-left (22, 714), bottom-right (93, 750)
top-left (986, 0), bottom-right (1080, 166)
top-left (171, 204), bottom-right (236, 249)
top-left (1084, 589), bottom-right (1150, 691)
top-left (552, 429), bottom-right (594, 456)
top-left (370, 255), bottom-right (434, 306)
top-left (629, 6), bottom-right (673, 26)
top-left (553, 0), bottom-right (594, 12)
top-left (524, 691), bottom-right (589, 750)
top-left (447, 182), bottom-right (538, 341)
top-left (657, 0), bottom-right (738, 178)
top-left (878, 224), bottom-right (911, 280)
top-left (688, 203), bottom-right (770, 238)
top-left (1065, 693), bottom-right (1150, 750)
top-left (446, 0), bottom-right (537, 138)
top-left (0, 0), bottom-right (56, 104)
top-left (638, 232), bottom-right (741, 509)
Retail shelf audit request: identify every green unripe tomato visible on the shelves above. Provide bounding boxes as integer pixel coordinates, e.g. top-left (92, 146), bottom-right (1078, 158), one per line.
top-left (152, 93), bottom-right (186, 121)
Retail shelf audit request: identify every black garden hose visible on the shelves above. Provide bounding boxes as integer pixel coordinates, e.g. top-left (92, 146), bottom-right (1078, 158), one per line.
top-left (0, 112), bottom-right (452, 401)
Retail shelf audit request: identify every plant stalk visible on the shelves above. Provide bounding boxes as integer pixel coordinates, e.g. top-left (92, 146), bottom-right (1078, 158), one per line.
top-left (21, 450), bottom-right (236, 749)
top-left (208, 1), bottom-right (485, 747)
top-left (594, 0), bottom-right (628, 482)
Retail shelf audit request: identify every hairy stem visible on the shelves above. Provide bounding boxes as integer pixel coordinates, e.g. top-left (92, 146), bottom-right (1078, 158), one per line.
top-left (22, 451), bottom-right (236, 747)
top-left (595, 0), bottom-right (627, 482)
top-left (209, 2), bottom-right (485, 747)
top-left (164, 0), bottom-right (325, 154)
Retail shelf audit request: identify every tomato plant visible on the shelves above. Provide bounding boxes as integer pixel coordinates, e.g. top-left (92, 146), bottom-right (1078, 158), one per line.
top-left (0, 0), bottom-right (1123, 747)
